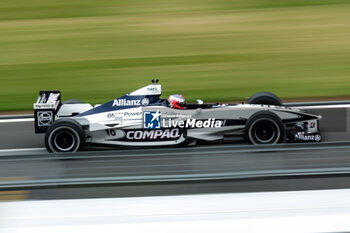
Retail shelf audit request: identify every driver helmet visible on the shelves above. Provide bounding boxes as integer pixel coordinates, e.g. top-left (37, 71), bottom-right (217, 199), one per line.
top-left (168, 94), bottom-right (186, 109)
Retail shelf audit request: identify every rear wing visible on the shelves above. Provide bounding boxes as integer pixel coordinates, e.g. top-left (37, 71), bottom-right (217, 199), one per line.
top-left (33, 91), bottom-right (61, 133)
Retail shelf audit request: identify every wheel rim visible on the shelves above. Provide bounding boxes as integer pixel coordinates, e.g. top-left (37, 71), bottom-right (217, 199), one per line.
top-left (251, 119), bottom-right (279, 144)
top-left (53, 130), bottom-right (76, 152)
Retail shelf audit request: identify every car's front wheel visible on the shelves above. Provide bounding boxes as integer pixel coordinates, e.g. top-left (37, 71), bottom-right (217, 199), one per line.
top-left (45, 119), bottom-right (85, 153)
top-left (245, 111), bottom-right (285, 144)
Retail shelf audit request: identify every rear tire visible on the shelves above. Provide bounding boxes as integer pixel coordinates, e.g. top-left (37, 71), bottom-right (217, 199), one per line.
top-left (245, 111), bottom-right (285, 144)
top-left (62, 99), bottom-right (85, 104)
top-left (248, 92), bottom-right (282, 106)
top-left (45, 119), bottom-right (85, 153)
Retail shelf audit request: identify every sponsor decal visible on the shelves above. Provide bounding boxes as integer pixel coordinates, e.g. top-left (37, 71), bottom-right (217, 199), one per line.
top-left (125, 128), bottom-right (181, 141)
top-left (107, 111), bottom-right (143, 118)
top-left (162, 113), bottom-right (192, 118)
top-left (34, 103), bottom-right (56, 109)
top-left (37, 111), bottom-right (53, 126)
top-left (112, 99), bottom-right (141, 107)
top-left (107, 113), bottom-right (116, 118)
top-left (147, 87), bottom-right (158, 92)
top-left (141, 98), bottom-right (150, 106)
top-left (294, 132), bottom-right (321, 141)
top-left (143, 111), bottom-right (161, 129)
top-left (124, 112), bottom-right (142, 117)
top-left (315, 134), bottom-right (321, 141)
top-left (309, 122), bottom-right (316, 128)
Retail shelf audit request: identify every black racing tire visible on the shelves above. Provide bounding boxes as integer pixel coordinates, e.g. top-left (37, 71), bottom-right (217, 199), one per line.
top-left (247, 92), bottom-right (282, 106)
top-left (245, 111), bottom-right (285, 145)
top-left (62, 99), bottom-right (85, 104)
top-left (45, 119), bottom-right (85, 153)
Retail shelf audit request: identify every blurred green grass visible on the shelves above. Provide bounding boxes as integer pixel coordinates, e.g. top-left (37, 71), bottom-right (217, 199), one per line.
top-left (1, 0), bottom-right (350, 110)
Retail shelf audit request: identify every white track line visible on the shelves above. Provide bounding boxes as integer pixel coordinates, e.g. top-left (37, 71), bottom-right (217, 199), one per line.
top-left (0, 148), bottom-right (46, 153)
top-left (0, 118), bottom-right (34, 123)
top-left (297, 104), bottom-right (350, 109)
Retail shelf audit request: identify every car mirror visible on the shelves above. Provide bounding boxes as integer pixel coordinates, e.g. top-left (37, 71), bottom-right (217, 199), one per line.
top-left (196, 99), bottom-right (204, 104)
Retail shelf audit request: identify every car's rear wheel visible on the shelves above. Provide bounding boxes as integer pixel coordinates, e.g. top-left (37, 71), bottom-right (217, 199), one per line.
top-left (245, 111), bottom-right (284, 144)
top-left (247, 92), bottom-right (282, 106)
top-left (62, 99), bottom-right (85, 104)
top-left (45, 119), bottom-right (85, 152)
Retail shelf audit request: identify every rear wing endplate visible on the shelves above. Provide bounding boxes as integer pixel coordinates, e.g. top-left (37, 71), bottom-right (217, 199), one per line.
top-left (33, 91), bottom-right (61, 133)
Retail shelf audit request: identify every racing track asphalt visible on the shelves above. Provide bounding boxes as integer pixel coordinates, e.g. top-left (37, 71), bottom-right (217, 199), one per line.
top-left (2, 143), bottom-right (350, 200)
top-left (0, 106), bottom-right (349, 149)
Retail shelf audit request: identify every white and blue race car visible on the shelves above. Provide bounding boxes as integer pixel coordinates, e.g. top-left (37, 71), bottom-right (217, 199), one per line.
top-left (33, 81), bottom-right (322, 152)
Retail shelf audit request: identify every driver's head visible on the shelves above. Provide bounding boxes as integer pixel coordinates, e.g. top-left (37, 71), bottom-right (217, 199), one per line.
top-left (168, 94), bottom-right (186, 109)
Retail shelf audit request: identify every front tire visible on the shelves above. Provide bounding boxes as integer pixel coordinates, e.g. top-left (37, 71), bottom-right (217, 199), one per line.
top-left (45, 119), bottom-right (85, 153)
top-left (245, 111), bottom-right (285, 144)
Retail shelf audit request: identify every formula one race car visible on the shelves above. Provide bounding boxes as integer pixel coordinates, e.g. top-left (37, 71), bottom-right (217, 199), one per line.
top-left (33, 80), bottom-right (322, 152)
